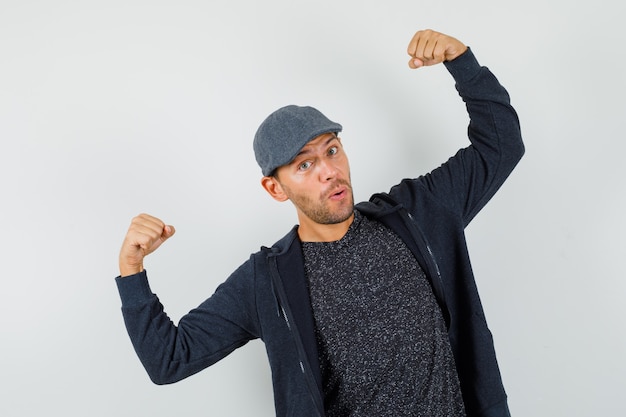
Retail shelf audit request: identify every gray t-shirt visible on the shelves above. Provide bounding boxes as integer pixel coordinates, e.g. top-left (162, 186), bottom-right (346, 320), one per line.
top-left (301, 211), bottom-right (465, 417)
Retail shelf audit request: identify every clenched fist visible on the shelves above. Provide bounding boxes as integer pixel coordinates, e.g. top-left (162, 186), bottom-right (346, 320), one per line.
top-left (407, 29), bottom-right (467, 69)
top-left (118, 213), bottom-right (176, 277)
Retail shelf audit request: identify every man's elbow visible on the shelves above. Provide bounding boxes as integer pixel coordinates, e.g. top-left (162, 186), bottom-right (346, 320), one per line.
top-left (147, 372), bottom-right (179, 386)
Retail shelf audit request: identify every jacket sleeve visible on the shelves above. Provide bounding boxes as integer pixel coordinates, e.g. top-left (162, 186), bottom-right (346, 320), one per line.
top-left (115, 258), bottom-right (260, 385)
top-left (389, 48), bottom-right (524, 226)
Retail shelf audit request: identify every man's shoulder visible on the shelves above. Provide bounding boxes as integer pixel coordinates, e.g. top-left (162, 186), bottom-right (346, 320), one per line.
top-left (256, 225), bottom-right (300, 258)
top-left (356, 183), bottom-right (428, 216)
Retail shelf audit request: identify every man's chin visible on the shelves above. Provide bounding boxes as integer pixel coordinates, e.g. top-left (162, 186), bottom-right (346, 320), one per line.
top-left (324, 206), bottom-right (355, 225)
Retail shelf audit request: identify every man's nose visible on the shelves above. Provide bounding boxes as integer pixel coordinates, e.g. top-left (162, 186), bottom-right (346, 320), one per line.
top-left (318, 159), bottom-right (337, 182)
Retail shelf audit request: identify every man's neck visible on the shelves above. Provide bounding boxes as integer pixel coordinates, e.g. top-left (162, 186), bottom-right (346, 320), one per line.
top-left (297, 212), bottom-right (355, 243)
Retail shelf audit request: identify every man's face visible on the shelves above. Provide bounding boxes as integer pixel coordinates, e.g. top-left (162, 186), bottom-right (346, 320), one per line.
top-left (274, 133), bottom-right (354, 227)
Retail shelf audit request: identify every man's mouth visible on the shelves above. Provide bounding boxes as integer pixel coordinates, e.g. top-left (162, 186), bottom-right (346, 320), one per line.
top-left (328, 187), bottom-right (347, 201)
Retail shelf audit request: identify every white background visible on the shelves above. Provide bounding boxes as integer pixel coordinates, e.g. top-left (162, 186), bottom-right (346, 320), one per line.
top-left (1, 1), bottom-right (624, 416)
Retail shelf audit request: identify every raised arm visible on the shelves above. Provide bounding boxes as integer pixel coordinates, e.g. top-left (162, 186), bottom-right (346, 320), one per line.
top-left (115, 215), bottom-right (260, 384)
top-left (390, 29), bottom-right (524, 225)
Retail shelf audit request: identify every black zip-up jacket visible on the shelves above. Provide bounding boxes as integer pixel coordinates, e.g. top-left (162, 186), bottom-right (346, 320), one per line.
top-left (117, 48), bottom-right (524, 417)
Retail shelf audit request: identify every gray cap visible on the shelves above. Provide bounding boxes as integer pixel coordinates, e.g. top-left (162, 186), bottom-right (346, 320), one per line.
top-left (254, 105), bottom-right (343, 176)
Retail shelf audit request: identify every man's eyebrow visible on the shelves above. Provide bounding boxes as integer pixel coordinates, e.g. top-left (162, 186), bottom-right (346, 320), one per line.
top-left (295, 135), bottom-right (339, 158)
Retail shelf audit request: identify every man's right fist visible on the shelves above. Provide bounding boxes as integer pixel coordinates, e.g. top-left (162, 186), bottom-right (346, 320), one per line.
top-left (118, 213), bottom-right (175, 277)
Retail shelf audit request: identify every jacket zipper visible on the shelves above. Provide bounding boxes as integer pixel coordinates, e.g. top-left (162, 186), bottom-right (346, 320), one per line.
top-left (267, 255), bottom-right (325, 417)
top-left (404, 210), bottom-right (451, 328)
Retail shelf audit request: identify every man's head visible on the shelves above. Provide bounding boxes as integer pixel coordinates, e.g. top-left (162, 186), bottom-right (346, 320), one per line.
top-left (254, 105), bottom-right (354, 241)
top-left (254, 105), bottom-right (343, 177)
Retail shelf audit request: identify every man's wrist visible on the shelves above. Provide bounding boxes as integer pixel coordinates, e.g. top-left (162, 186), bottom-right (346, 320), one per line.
top-left (115, 269), bottom-right (153, 307)
top-left (119, 263), bottom-right (143, 278)
top-left (444, 47), bottom-right (481, 84)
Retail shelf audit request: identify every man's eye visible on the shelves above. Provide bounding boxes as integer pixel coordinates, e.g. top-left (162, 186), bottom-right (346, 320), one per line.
top-left (299, 161), bottom-right (312, 171)
top-left (328, 146), bottom-right (338, 156)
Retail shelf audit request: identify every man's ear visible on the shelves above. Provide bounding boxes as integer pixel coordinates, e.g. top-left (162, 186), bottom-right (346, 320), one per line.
top-left (261, 176), bottom-right (289, 202)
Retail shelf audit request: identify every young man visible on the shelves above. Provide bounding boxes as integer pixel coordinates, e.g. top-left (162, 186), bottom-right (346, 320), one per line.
top-left (116, 29), bottom-right (524, 417)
